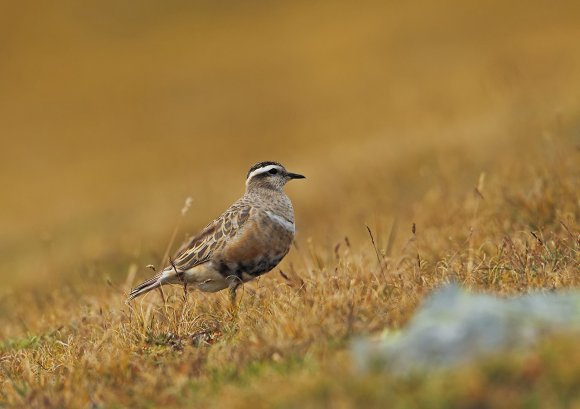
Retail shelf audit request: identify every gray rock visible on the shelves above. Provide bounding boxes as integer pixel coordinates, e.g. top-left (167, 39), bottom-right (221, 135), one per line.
top-left (352, 284), bottom-right (580, 374)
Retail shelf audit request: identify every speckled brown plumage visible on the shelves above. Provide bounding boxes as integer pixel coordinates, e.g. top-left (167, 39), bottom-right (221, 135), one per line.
top-left (172, 199), bottom-right (253, 271)
top-left (128, 162), bottom-right (304, 301)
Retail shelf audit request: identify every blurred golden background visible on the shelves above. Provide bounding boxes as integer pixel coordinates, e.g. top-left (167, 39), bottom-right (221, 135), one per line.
top-left (1, 0), bottom-right (579, 288)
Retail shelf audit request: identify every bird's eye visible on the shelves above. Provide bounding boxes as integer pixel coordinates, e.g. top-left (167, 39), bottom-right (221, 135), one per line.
top-left (268, 168), bottom-right (278, 175)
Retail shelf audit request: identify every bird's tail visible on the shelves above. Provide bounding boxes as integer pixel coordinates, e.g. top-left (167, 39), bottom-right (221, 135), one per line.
top-left (128, 268), bottom-right (173, 300)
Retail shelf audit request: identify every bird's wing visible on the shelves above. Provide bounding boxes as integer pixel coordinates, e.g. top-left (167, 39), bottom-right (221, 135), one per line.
top-left (170, 199), bottom-right (253, 271)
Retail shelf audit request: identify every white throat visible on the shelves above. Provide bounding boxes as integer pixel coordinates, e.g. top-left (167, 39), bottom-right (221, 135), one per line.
top-left (265, 210), bottom-right (295, 233)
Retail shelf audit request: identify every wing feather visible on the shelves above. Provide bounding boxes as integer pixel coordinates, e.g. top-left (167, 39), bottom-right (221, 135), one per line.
top-left (171, 199), bottom-right (253, 271)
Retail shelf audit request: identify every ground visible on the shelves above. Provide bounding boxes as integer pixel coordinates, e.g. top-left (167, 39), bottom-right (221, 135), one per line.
top-left (0, 1), bottom-right (579, 408)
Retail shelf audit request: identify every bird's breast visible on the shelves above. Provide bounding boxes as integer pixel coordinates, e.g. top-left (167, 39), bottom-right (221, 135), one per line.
top-left (216, 210), bottom-right (294, 278)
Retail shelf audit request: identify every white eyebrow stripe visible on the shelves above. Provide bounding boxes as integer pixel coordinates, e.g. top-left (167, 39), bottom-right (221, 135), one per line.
top-left (246, 165), bottom-right (283, 184)
top-left (265, 210), bottom-right (295, 233)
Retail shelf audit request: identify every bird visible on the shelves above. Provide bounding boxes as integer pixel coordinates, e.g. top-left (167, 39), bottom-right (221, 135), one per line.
top-left (128, 161), bottom-right (305, 303)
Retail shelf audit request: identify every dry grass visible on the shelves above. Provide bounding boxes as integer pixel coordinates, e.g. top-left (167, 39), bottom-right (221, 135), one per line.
top-left (1, 1), bottom-right (580, 408)
top-left (0, 136), bottom-right (578, 408)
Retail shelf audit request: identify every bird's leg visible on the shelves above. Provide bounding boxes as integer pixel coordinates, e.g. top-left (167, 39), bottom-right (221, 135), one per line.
top-left (229, 281), bottom-right (240, 306)
top-left (227, 279), bottom-right (242, 317)
top-left (169, 257), bottom-right (188, 301)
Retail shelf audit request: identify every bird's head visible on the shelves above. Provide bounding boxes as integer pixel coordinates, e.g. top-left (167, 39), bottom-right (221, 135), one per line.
top-left (245, 161), bottom-right (305, 192)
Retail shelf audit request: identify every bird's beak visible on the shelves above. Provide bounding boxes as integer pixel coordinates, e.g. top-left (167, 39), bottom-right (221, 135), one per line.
top-left (287, 172), bottom-right (306, 180)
